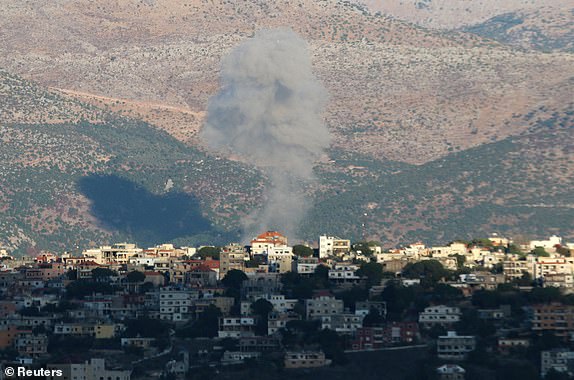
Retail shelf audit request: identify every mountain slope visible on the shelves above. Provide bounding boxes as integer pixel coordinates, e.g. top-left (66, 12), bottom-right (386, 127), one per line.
top-left (357, 0), bottom-right (572, 29)
top-left (0, 0), bottom-right (572, 165)
top-left (462, 8), bottom-right (574, 52)
top-left (0, 69), bottom-right (262, 254)
top-left (306, 103), bottom-right (574, 244)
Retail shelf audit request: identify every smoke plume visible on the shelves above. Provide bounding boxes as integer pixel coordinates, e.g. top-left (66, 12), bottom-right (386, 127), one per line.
top-left (201, 28), bottom-right (330, 241)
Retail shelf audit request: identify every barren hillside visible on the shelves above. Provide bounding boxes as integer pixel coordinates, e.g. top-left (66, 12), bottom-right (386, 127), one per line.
top-left (357, 0), bottom-right (572, 29)
top-left (1, 0), bottom-right (572, 165)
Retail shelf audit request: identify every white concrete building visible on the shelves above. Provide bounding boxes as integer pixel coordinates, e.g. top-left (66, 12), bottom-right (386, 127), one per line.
top-left (158, 287), bottom-right (198, 322)
top-left (319, 235), bottom-right (351, 259)
top-left (530, 235), bottom-right (563, 252)
top-left (419, 305), bottom-right (461, 327)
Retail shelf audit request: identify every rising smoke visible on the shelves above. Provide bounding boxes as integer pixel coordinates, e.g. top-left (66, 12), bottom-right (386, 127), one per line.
top-left (201, 28), bottom-right (330, 241)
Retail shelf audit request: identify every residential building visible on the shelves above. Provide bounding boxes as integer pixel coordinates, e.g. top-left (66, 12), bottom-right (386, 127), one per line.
top-left (531, 303), bottom-right (574, 339)
top-left (82, 243), bottom-right (142, 265)
top-left (47, 358), bottom-right (131, 380)
top-left (541, 349), bottom-right (574, 378)
top-left (266, 246), bottom-right (293, 273)
top-left (498, 338), bottom-right (530, 355)
top-left (437, 331), bottom-right (476, 360)
top-left (220, 244), bottom-right (247, 278)
top-left (221, 351), bottom-right (260, 365)
top-left (530, 235), bottom-right (562, 252)
top-left (293, 257), bottom-right (321, 275)
top-left (419, 305), bottom-right (461, 327)
top-left (319, 236), bottom-right (351, 258)
top-left (15, 333), bottom-right (48, 357)
top-left (284, 351), bottom-right (330, 369)
top-left (503, 256), bottom-right (536, 281)
top-left (159, 287), bottom-right (198, 322)
top-left (321, 314), bottom-right (363, 334)
top-left (251, 231), bottom-right (288, 255)
top-left (218, 317), bottom-right (256, 338)
top-left (436, 364), bottom-right (466, 380)
top-left (328, 263), bottom-right (361, 285)
top-left (305, 294), bottom-right (344, 319)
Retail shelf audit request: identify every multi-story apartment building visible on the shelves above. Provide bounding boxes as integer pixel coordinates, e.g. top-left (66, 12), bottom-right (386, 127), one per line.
top-left (284, 351), bottom-right (330, 369)
top-left (293, 257), bottom-right (321, 275)
top-left (319, 235), bottom-right (351, 259)
top-left (47, 358), bottom-right (131, 380)
top-left (218, 317), bottom-right (256, 338)
top-left (436, 364), bottom-right (466, 380)
top-left (419, 305), bottom-right (461, 327)
top-left (544, 273), bottom-right (574, 291)
top-left (158, 287), bottom-right (199, 322)
top-left (82, 243), bottom-right (142, 265)
top-left (437, 331), bottom-right (476, 360)
top-left (15, 333), bottom-right (48, 357)
top-left (503, 256), bottom-right (536, 281)
top-left (328, 263), bottom-right (361, 285)
top-left (305, 294), bottom-right (344, 319)
top-left (220, 244), bottom-right (247, 278)
top-left (251, 231), bottom-right (288, 255)
top-left (531, 303), bottom-right (574, 340)
top-left (541, 349), bottom-right (574, 378)
top-left (266, 246), bottom-right (293, 273)
top-left (320, 314), bottom-right (363, 334)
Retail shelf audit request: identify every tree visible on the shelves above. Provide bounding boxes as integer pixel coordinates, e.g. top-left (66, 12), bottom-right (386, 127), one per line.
top-left (293, 245), bottom-right (314, 257)
top-left (91, 267), bottom-right (116, 282)
top-left (380, 282), bottom-right (419, 320)
top-left (513, 271), bottom-right (533, 287)
top-left (402, 260), bottom-right (449, 287)
top-left (222, 269), bottom-right (248, 290)
top-left (353, 242), bottom-right (373, 256)
top-left (532, 247), bottom-right (550, 257)
top-left (126, 270), bottom-right (146, 283)
top-left (471, 238), bottom-right (494, 248)
top-left (556, 246), bottom-right (571, 257)
top-left (528, 287), bottom-right (563, 304)
top-left (356, 262), bottom-right (383, 288)
top-left (66, 269), bottom-right (77, 280)
top-left (251, 299), bottom-right (274, 336)
top-left (451, 254), bottom-right (466, 269)
top-left (197, 246), bottom-right (221, 260)
top-left (338, 286), bottom-right (368, 310)
top-left (363, 307), bottom-right (385, 327)
top-left (431, 283), bottom-right (463, 304)
top-left (176, 305), bottom-right (222, 338)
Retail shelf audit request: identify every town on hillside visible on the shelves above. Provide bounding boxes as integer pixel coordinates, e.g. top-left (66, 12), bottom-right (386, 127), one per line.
top-left (1, 232), bottom-right (574, 380)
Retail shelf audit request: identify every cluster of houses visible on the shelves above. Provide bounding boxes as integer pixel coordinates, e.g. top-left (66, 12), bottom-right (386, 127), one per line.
top-left (0, 233), bottom-right (574, 379)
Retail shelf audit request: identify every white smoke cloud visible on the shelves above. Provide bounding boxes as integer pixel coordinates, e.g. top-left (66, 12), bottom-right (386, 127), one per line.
top-left (201, 28), bottom-right (330, 241)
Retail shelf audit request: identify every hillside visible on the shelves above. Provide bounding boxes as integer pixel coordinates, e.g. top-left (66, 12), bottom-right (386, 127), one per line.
top-left (0, 69), bottom-right (263, 254)
top-left (357, 0), bottom-right (572, 29)
top-left (0, 0), bottom-right (573, 251)
top-left (0, 0), bottom-right (572, 165)
top-left (306, 101), bottom-right (574, 244)
top-left (462, 8), bottom-right (574, 53)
